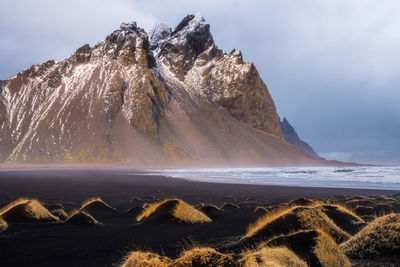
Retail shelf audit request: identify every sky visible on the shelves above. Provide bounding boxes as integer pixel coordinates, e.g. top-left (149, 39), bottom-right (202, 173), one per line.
top-left (0, 0), bottom-right (399, 164)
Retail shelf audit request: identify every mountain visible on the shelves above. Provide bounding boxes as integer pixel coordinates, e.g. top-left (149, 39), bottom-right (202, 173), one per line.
top-left (280, 117), bottom-right (319, 157)
top-left (0, 14), bottom-right (324, 165)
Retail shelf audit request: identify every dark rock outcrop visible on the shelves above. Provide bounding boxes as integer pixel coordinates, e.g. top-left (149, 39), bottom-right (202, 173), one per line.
top-left (280, 117), bottom-right (319, 157)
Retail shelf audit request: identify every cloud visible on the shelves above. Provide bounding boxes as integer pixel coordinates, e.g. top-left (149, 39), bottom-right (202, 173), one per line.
top-left (0, 0), bottom-right (157, 78)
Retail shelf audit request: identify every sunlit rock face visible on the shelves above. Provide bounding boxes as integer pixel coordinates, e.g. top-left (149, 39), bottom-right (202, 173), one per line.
top-left (155, 13), bottom-right (282, 139)
top-left (0, 14), bottom-right (320, 164)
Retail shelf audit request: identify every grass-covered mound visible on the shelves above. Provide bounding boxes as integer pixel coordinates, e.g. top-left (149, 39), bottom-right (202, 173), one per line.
top-left (265, 230), bottom-right (351, 267)
top-left (288, 198), bottom-right (319, 207)
top-left (136, 199), bottom-right (211, 224)
top-left (341, 213), bottom-right (400, 258)
top-left (126, 206), bottom-right (144, 216)
top-left (65, 210), bottom-right (100, 226)
top-left (253, 206), bottom-right (269, 217)
top-left (121, 246), bottom-right (310, 267)
top-left (80, 197), bottom-right (117, 213)
top-left (120, 251), bottom-right (171, 267)
top-left (51, 209), bottom-right (69, 220)
top-left (319, 204), bottom-right (365, 235)
top-left (0, 216), bottom-right (8, 232)
top-left (240, 205), bottom-right (349, 248)
top-left (220, 202), bottom-right (240, 211)
top-left (173, 247), bottom-right (236, 266)
top-left (240, 246), bottom-right (307, 267)
top-left (197, 203), bottom-right (224, 219)
top-left (120, 247), bottom-right (235, 267)
top-left (0, 198), bottom-right (59, 223)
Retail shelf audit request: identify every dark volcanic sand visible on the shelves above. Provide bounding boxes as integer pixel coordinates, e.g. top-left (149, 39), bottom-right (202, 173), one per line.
top-left (0, 168), bottom-right (399, 267)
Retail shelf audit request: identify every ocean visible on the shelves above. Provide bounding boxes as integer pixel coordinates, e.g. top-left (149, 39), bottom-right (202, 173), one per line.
top-left (152, 166), bottom-right (400, 190)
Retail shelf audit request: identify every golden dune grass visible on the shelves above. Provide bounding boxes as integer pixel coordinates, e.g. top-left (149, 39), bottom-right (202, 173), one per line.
top-left (120, 247), bottom-right (234, 267)
top-left (240, 246), bottom-right (307, 267)
top-left (0, 198), bottom-right (59, 222)
top-left (253, 206), bottom-right (268, 213)
top-left (51, 209), bottom-right (69, 220)
top-left (341, 213), bottom-right (400, 258)
top-left (319, 204), bottom-right (365, 235)
top-left (245, 204), bottom-right (349, 244)
top-left (314, 230), bottom-right (351, 267)
top-left (121, 251), bottom-right (170, 267)
top-left (136, 199), bottom-right (211, 223)
top-left (0, 216), bottom-right (8, 232)
top-left (265, 230), bottom-right (350, 267)
top-left (220, 202), bottom-right (240, 210)
top-left (197, 203), bottom-right (224, 219)
top-left (65, 210), bottom-right (100, 225)
top-left (172, 247), bottom-right (236, 266)
top-left (80, 197), bottom-right (116, 212)
top-left (121, 246), bottom-right (309, 267)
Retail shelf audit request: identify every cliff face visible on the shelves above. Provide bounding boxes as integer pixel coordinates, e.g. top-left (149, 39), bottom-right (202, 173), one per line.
top-left (280, 117), bottom-right (319, 157)
top-left (0, 14), bottom-right (321, 165)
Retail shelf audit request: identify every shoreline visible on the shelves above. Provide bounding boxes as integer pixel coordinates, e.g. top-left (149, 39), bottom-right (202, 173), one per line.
top-left (0, 167), bottom-right (398, 207)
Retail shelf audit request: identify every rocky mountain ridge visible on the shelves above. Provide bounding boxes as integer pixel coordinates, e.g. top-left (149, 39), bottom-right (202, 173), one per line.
top-left (280, 117), bottom-right (319, 157)
top-left (0, 13), bottom-right (322, 165)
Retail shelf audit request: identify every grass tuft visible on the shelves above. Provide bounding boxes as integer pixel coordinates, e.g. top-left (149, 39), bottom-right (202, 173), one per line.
top-left (240, 246), bottom-right (307, 267)
top-left (0, 216), bottom-right (8, 232)
top-left (0, 198), bottom-right (59, 223)
top-left (120, 251), bottom-right (170, 267)
top-left (65, 210), bottom-right (100, 226)
top-left (244, 204), bottom-right (350, 247)
top-left (341, 213), bottom-right (400, 258)
top-left (136, 199), bottom-right (211, 224)
top-left (80, 197), bottom-right (117, 213)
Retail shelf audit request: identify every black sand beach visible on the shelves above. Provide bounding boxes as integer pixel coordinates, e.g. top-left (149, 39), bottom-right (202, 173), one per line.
top-left (0, 168), bottom-right (399, 266)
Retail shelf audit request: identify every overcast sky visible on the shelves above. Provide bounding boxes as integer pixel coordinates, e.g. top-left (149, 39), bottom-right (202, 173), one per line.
top-left (1, 0), bottom-right (399, 164)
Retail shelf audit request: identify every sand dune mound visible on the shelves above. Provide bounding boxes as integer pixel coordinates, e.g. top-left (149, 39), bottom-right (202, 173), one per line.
top-left (173, 247), bottom-right (236, 266)
top-left (253, 206), bottom-right (269, 217)
top-left (240, 246), bottom-right (307, 267)
top-left (197, 203), bottom-right (224, 219)
top-left (288, 198), bottom-right (318, 207)
top-left (265, 230), bottom-right (351, 267)
top-left (354, 206), bottom-right (375, 216)
top-left (65, 211), bottom-right (100, 226)
top-left (126, 206), bottom-right (144, 216)
top-left (51, 209), bottom-right (69, 220)
top-left (319, 204), bottom-right (365, 235)
top-left (353, 203), bottom-right (394, 217)
top-left (240, 205), bottom-right (349, 248)
top-left (121, 251), bottom-right (171, 267)
top-left (136, 199), bottom-right (211, 224)
top-left (0, 216), bottom-right (8, 232)
top-left (220, 203), bottom-right (240, 211)
top-left (80, 197), bottom-right (117, 213)
top-left (121, 247), bottom-right (235, 267)
top-left (341, 214), bottom-right (400, 258)
top-left (44, 203), bottom-right (65, 211)
top-left (121, 246), bottom-right (311, 267)
top-left (372, 203), bottom-right (393, 215)
top-left (0, 198), bottom-right (59, 223)
top-left (345, 199), bottom-right (376, 209)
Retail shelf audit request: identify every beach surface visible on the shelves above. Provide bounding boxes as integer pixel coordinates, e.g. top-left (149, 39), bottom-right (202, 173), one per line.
top-left (0, 167), bottom-right (399, 266)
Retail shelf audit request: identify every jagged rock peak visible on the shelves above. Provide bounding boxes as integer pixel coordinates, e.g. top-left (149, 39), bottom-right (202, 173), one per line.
top-left (170, 13), bottom-right (214, 50)
top-left (280, 117), bottom-right (319, 157)
top-left (96, 21), bottom-right (155, 68)
top-left (150, 23), bottom-right (172, 50)
top-left (157, 13), bottom-right (216, 79)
